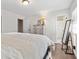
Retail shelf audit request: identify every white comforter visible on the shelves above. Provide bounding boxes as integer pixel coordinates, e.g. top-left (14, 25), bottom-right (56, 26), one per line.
top-left (1, 33), bottom-right (53, 59)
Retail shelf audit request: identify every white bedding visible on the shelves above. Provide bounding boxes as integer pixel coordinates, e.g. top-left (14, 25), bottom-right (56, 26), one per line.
top-left (2, 46), bottom-right (23, 59)
top-left (1, 33), bottom-right (54, 59)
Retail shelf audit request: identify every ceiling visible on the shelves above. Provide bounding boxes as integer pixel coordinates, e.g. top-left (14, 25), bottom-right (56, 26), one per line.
top-left (1, 0), bottom-right (73, 16)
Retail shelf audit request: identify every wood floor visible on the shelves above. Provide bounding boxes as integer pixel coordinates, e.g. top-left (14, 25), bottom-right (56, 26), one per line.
top-left (51, 44), bottom-right (76, 59)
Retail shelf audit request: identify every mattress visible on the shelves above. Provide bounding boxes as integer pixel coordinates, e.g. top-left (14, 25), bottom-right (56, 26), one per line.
top-left (1, 33), bottom-right (54, 59)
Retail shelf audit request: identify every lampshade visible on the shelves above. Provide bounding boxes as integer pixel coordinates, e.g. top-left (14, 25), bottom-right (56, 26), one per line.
top-left (40, 16), bottom-right (45, 25)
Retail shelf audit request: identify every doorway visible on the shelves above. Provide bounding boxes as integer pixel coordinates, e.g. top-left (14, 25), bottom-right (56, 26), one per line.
top-left (18, 19), bottom-right (23, 32)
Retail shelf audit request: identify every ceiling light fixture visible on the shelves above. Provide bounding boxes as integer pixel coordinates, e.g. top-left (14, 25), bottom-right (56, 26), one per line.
top-left (22, 0), bottom-right (30, 5)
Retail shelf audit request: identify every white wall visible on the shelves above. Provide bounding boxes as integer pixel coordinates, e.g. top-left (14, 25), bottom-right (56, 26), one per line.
top-left (1, 9), bottom-right (35, 33)
top-left (1, 10), bottom-right (24, 33)
top-left (69, 0), bottom-right (77, 56)
top-left (71, 8), bottom-right (77, 57)
top-left (44, 12), bottom-right (56, 42)
top-left (69, 0), bottom-right (77, 16)
top-left (23, 18), bottom-right (30, 33)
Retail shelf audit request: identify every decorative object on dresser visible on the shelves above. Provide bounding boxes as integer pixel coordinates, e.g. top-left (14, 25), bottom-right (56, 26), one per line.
top-left (33, 24), bottom-right (43, 34)
top-left (33, 16), bottom-right (45, 35)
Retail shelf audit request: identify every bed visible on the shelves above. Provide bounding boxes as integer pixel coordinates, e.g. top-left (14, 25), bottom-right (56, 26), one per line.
top-left (1, 33), bottom-right (54, 59)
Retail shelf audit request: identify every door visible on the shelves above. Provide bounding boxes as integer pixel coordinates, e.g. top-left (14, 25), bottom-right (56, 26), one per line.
top-left (18, 19), bottom-right (23, 32)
